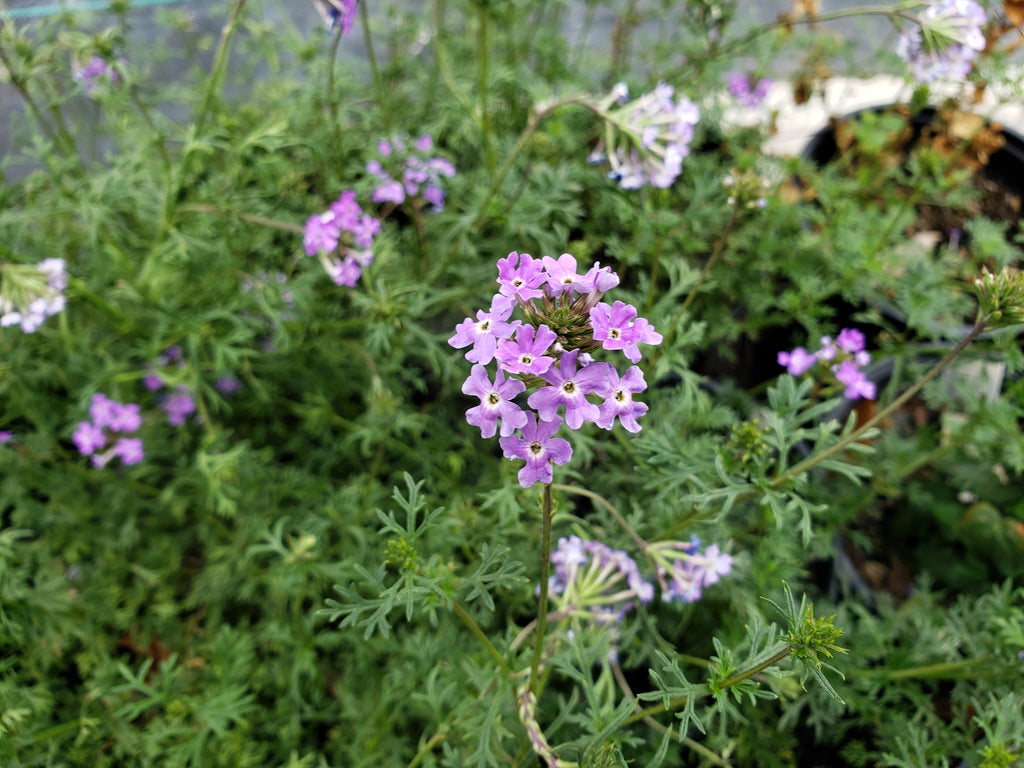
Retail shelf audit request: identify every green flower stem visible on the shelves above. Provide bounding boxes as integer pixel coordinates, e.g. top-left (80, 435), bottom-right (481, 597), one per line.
top-left (472, 95), bottom-right (596, 230)
top-left (177, 204), bottom-right (304, 233)
top-left (610, 662), bottom-right (728, 766)
top-left (623, 646), bottom-right (792, 726)
top-left (451, 599), bottom-right (512, 676)
top-left (528, 483), bottom-right (555, 696)
top-left (850, 656), bottom-right (999, 681)
top-left (361, 0), bottom-right (391, 133)
top-left (0, 39), bottom-right (77, 167)
top-left (711, 5), bottom-right (920, 62)
top-left (432, 0), bottom-right (473, 113)
top-left (127, 86), bottom-right (171, 173)
top-left (769, 319), bottom-right (987, 490)
top-left (325, 14), bottom-right (345, 122)
top-left (195, 0), bottom-right (247, 136)
top-left (477, 5), bottom-right (495, 175)
top-left (551, 483), bottom-right (647, 551)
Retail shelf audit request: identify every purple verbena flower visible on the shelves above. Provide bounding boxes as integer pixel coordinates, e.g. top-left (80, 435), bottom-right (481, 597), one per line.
top-left (727, 71), bottom-right (773, 108)
top-left (462, 364), bottom-right (528, 438)
top-left (449, 296), bottom-right (519, 365)
top-left (496, 251), bottom-right (547, 303)
top-left (163, 387), bottom-right (197, 427)
top-left (496, 323), bottom-right (557, 376)
top-left (113, 437), bottom-right (145, 466)
top-left (498, 414), bottom-right (572, 488)
top-left (596, 366), bottom-right (648, 432)
top-left (73, 420), bottom-right (107, 456)
top-left (527, 349), bottom-right (614, 430)
top-left (777, 347), bottom-right (817, 376)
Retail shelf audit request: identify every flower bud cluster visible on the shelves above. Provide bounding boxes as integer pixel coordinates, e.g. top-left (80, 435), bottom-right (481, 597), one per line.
top-left (366, 134), bottom-right (456, 212)
top-left (72, 393), bottom-right (144, 469)
top-left (974, 268), bottom-right (1024, 328)
top-left (587, 82), bottom-right (700, 189)
top-left (302, 190), bottom-right (381, 287)
top-left (449, 251), bottom-right (662, 487)
top-left (895, 0), bottom-right (987, 83)
top-left (777, 328), bottom-right (876, 401)
top-left (1, 258), bottom-right (68, 333)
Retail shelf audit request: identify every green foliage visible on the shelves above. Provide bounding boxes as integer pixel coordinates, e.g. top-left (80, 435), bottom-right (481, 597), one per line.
top-left (1, 0), bottom-right (1022, 766)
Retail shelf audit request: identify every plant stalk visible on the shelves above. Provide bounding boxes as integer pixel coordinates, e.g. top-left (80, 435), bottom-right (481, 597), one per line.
top-left (528, 483), bottom-right (554, 696)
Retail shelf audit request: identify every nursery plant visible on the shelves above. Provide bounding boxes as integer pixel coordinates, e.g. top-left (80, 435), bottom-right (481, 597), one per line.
top-left (1, 1), bottom-right (1023, 767)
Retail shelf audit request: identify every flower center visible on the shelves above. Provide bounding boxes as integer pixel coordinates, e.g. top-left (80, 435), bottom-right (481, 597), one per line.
top-left (528, 442), bottom-right (544, 457)
top-left (608, 328), bottom-right (621, 340)
top-left (487, 393), bottom-right (501, 406)
top-left (562, 381), bottom-right (576, 395)
top-left (614, 388), bottom-right (626, 402)
top-left (520, 355), bottom-right (533, 365)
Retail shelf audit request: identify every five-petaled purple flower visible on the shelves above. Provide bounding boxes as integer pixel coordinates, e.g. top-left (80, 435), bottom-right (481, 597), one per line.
top-left (528, 349), bottom-right (614, 430)
top-left (463, 365), bottom-right (528, 438)
top-left (499, 414), bottom-right (573, 488)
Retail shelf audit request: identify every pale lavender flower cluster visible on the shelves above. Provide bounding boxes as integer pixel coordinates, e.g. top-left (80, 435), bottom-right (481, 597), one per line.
top-left (449, 251), bottom-right (662, 487)
top-left (73, 55), bottom-right (123, 95)
top-left (726, 71), bottom-right (773, 108)
top-left (896, 0), bottom-right (987, 82)
top-left (72, 393), bottom-right (144, 469)
top-left (588, 82), bottom-right (700, 189)
top-left (645, 537), bottom-right (734, 604)
top-left (778, 328), bottom-right (877, 400)
top-left (366, 134), bottom-right (456, 212)
top-left (303, 190), bottom-right (380, 287)
top-left (548, 534), bottom-right (733, 619)
top-left (1, 258), bottom-right (67, 333)
top-left (547, 535), bottom-right (655, 623)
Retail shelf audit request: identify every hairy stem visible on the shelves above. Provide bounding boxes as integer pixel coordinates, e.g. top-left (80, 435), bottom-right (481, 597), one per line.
top-left (195, 0), bottom-right (247, 136)
top-left (528, 483), bottom-right (554, 696)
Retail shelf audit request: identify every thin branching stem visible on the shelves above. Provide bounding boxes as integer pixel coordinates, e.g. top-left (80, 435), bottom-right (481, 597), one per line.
top-left (769, 319), bottom-right (987, 489)
top-left (195, 0), bottom-right (247, 136)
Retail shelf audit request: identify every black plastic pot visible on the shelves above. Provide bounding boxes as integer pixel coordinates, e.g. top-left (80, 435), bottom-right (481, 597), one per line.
top-left (802, 104), bottom-right (1024, 338)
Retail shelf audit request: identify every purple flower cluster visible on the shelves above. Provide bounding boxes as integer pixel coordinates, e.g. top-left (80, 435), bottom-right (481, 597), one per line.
top-left (303, 190), bottom-right (380, 287)
top-left (588, 82), bottom-right (700, 189)
top-left (1, 258), bottom-right (67, 333)
top-left (726, 71), bottom-right (773, 108)
top-left (72, 393), bottom-right (144, 469)
top-left (73, 55), bottom-right (123, 95)
top-left (645, 537), bottom-right (734, 604)
top-left (896, 0), bottom-right (987, 82)
top-left (143, 346), bottom-right (242, 425)
top-left (366, 135), bottom-right (456, 212)
top-left (778, 328), bottom-right (877, 401)
top-left (449, 251), bottom-right (661, 487)
top-left (143, 346), bottom-right (199, 426)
